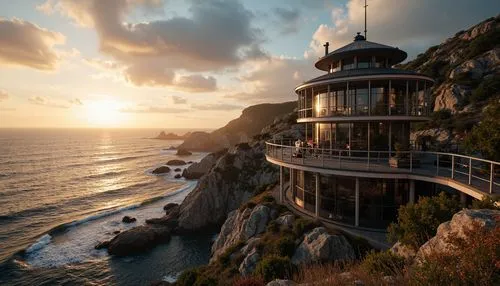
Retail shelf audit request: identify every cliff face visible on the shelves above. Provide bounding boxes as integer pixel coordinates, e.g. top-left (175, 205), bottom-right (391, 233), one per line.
top-left (178, 101), bottom-right (297, 152)
top-left (398, 15), bottom-right (500, 148)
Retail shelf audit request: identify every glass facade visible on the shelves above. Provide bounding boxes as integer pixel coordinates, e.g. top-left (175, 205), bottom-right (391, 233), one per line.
top-left (299, 79), bottom-right (431, 119)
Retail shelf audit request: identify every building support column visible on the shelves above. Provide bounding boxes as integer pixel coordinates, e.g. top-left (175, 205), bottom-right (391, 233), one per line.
top-left (290, 168), bottom-right (294, 199)
top-left (315, 173), bottom-right (320, 218)
top-left (460, 192), bottom-right (467, 207)
top-left (355, 177), bottom-right (360, 227)
top-left (279, 166), bottom-right (284, 203)
top-left (389, 122), bottom-right (392, 154)
top-left (409, 180), bottom-right (415, 204)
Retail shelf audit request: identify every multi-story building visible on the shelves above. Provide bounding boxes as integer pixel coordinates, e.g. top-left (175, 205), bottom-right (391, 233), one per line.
top-left (266, 33), bottom-right (499, 230)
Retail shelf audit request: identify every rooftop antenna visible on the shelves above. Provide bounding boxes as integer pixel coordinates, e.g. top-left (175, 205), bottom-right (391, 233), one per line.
top-left (364, 0), bottom-right (368, 39)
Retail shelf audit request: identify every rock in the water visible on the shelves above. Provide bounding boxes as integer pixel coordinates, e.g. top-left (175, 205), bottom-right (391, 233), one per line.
top-left (239, 247), bottom-right (260, 276)
top-left (174, 174), bottom-right (182, 179)
top-left (122, 216), bottom-right (136, 223)
top-left (182, 149), bottom-right (227, 179)
top-left (176, 149), bottom-right (192, 156)
top-left (113, 230), bottom-right (121, 235)
top-left (152, 166), bottom-right (170, 174)
top-left (416, 209), bottom-right (499, 262)
top-left (94, 240), bottom-right (110, 250)
top-left (163, 203), bottom-right (178, 212)
top-left (166, 159), bottom-right (186, 166)
top-left (291, 227), bottom-right (355, 265)
top-left (107, 225), bottom-right (171, 256)
top-left (276, 214), bottom-right (295, 228)
top-left (174, 168), bottom-right (181, 172)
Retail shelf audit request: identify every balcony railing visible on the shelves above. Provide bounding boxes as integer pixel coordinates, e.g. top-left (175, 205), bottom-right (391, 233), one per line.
top-left (266, 139), bottom-right (500, 195)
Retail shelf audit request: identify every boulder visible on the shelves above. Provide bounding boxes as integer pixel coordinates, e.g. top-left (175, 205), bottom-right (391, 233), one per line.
top-left (390, 241), bottom-right (416, 260)
top-left (174, 174), bottom-right (181, 179)
top-left (152, 166), bottom-right (170, 174)
top-left (166, 159), bottom-right (186, 166)
top-left (266, 280), bottom-right (297, 286)
top-left (416, 209), bottom-right (499, 262)
top-left (163, 203), bottom-right (178, 212)
top-left (94, 240), bottom-right (110, 250)
top-left (433, 84), bottom-right (471, 113)
top-left (211, 204), bottom-right (271, 262)
top-left (107, 225), bottom-right (171, 256)
top-left (182, 150), bottom-right (227, 179)
top-left (449, 48), bottom-right (500, 81)
top-left (276, 214), bottom-right (295, 228)
top-left (291, 227), bottom-right (355, 265)
top-left (176, 149), bottom-right (192, 156)
top-left (174, 168), bottom-right (181, 172)
top-left (113, 230), bottom-right (121, 235)
top-left (122, 216), bottom-right (136, 223)
top-left (239, 247), bottom-right (260, 276)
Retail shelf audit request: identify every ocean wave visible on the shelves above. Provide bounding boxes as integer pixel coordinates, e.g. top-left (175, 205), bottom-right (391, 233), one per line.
top-left (25, 234), bottom-right (52, 254)
top-left (82, 170), bottom-right (128, 180)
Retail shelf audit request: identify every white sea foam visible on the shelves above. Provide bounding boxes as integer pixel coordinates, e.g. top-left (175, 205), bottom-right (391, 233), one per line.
top-left (24, 181), bottom-right (198, 268)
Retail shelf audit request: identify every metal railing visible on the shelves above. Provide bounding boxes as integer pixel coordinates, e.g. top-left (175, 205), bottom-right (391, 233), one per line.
top-left (266, 139), bottom-right (500, 195)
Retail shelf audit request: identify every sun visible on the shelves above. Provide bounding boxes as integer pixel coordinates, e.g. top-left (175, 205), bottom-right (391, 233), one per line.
top-left (85, 99), bottom-right (124, 127)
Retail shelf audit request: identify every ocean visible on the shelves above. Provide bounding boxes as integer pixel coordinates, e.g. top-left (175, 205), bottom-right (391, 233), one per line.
top-left (0, 128), bottom-right (215, 285)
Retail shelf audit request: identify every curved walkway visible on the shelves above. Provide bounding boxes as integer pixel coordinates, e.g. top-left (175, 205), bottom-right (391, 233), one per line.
top-left (266, 141), bottom-right (500, 199)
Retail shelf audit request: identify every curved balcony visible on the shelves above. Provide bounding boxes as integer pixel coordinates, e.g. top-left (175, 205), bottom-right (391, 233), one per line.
top-left (265, 140), bottom-right (500, 199)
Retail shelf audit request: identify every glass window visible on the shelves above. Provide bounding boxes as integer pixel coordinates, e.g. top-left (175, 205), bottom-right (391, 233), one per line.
top-left (357, 56), bottom-right (371, 69)
top-left (342, 58), bottom-right (355, 70)
top-left (370, 122), bottom-right (389, 151)
top-left (374, 56), bottom-right (386, 68)
top-left (319, 174), bottom-right (355, 225)
top-left (336, 123), bottom-right (349, 150)
top-left (371, 81), bottom-right (388, 115)
top-left (351, 122), bottom-right (368, 154)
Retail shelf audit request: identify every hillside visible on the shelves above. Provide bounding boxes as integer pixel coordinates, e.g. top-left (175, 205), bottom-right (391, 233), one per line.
top-left (399, 15), bottom-right (500, 149)
top-left (178, 101), bottom-right (297, 152)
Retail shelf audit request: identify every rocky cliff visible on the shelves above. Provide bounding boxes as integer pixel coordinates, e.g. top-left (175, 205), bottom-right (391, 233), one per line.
top-left (399, 15), bottom-right (500, 147)
top-left (178, 101), bottom-right (296, 152)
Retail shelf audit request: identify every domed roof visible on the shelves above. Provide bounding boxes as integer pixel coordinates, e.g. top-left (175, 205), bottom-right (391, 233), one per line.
top-left (315, 33), bottom-right (408, 71)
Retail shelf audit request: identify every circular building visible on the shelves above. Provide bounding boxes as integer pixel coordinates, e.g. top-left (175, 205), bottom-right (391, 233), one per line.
top-left (266, 33), bottom-right (499, 231)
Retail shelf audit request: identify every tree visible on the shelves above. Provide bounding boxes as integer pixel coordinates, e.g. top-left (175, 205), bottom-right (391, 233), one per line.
top-left (464, 101), bottom-right (500, 161)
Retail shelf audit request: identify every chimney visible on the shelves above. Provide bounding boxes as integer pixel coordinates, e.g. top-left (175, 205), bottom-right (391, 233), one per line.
top-left (323, 42), bottom-right (329, 56)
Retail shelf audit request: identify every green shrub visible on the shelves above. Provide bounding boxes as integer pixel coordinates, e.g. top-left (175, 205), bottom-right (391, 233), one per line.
top-left (274, 236), bottom-right (296, 258)
top-left (262, 195), bottom-right (275, 203)
top-left (233, 277), bottom-right (265, 286)
top-left (176, 269), bottom-right (199, 286)
top-left (387, 192), bottom-right (461, 249)
top-left (471, 75), bottom-right (500, 103)
top-left (266, 221), bottom-right (279, 233)
top-left (292, 218), bottom-right (320, 237)
top-left (471, 196), bottom-right (499, 210)
top-left (465, 28), bottom-right (500, 58)
top-left (464, 102), bottom-right (500, 161)
top-left (255, 255), bottom-right (293, 282)
top-left (193, 275), bottom-right (218, 286)
top-left (240, 201), bottom-right (257, 211)
top-left (360, 250), bottom-right (406, 276)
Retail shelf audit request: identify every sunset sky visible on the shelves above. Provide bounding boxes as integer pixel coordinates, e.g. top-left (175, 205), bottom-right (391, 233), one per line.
top-left (0, 0), bottom-right (499, 129)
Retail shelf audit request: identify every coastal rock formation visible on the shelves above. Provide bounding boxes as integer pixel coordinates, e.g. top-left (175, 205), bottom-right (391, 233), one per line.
top-left (182, 149), bottom-right (227, 179)
top-left (152, 166), bottom-right (170, 174)
top-left (154, 131), bottom-right (191, 140)
top-left (107, 225), bottom-right (171, 256)
top-left (239, 247), bottom-right (261, 276)
top-left (166, 159), bottom-right (186, 166)
top-left (177, 142), bottom-right (278, 232)
top-left (175, 149), bottom-right (192, 156)
top-left (163, 203), bottom-right (178, 212)
top-left (174, 168), bottom-right (181, 172)
top-left (178, 102), bottom-right (296, 152)
top-left (122, 216), bottom-right (136, 223)
top-left (276, 214), bottom-right (295, 228)
top-left (433, 84), bottom-right (471, 113)
top-left (416, 209), bottom-right (499, 262)
top-left (210, 204), bottom-right (272, 262)
top-left (410, 128), bottom-right (451, 145)
top-left (291, 227), bottom-right (355, 265)
top-left (174, 174), bottom-right (181, 179)
top-left (266, 280), bottom-right (297, 286)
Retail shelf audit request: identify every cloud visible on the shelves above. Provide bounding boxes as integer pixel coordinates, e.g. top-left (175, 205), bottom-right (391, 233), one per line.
top-left (273, 7), bottom-right (300, 35)
top-left (83, 58), bottom-right (122, 70)
top-left (0, 90), bottom-right (9, 102)
top-left (174, 75), bottom-right (217, 92)
top-left (120, 105), bottom-right (189, 114)
top-left (0, 18), bottom-right (65, 70)
top-left (305, 0), bottom-right (500, 59)
top-left (28, 96), bottom-right (68, 108)
top-left (226, 56), bottom-right (319, 104)
top-left (191, 103), bottom-right (242, 111)
top-left (172, 96), bottom-right (187, 104)
top-left (69, 98), bottom-right (83, 105)
top-left (44, 0), bottom-right (266, 88)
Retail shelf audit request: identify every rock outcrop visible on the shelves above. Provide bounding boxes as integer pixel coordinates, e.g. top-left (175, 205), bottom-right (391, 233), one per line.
top-left (182, 149), bottom-right (227, 179)
top-left (176, 149), bottom-right (192, 156)
top-left (154, 131), bottom-right (191, 140)
top-left (152, 166), bottom-right (170, 174)
top-left (291, 227), bottom-right (355, 265)
top-left (122, 216), bottom-right (136, 223)
top-left (106, 225), bottom-right (171, 256)
top-left (390, 241), bottom-right (416, 260)
top-left (416, 209), bottom-right (499, 261)
top-left (177, 142), bottom-right (278, 231)
top-left (166, 159), bottom-right (186, 166)
top-left (433, 84), bottom-right (471, 113)
top-left (211, 204), bottom-right (273, 262)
